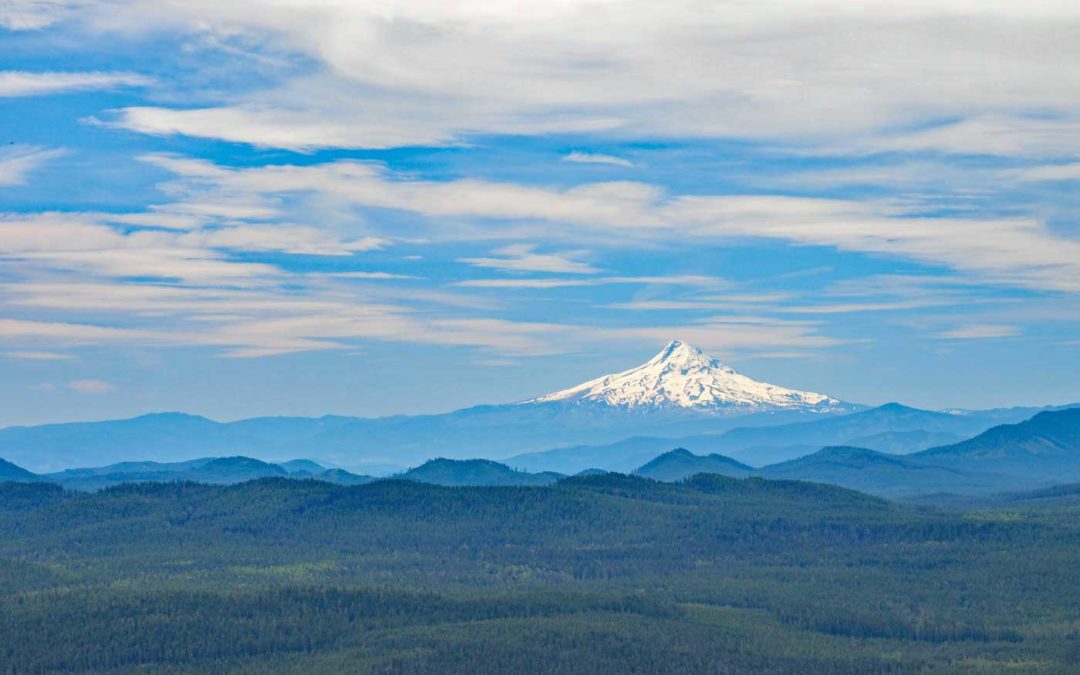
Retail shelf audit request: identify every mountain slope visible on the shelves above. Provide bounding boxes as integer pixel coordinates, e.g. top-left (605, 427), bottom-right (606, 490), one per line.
top-left (756, 446), bottom-right (1017, 497)
top-left (634, 448), bottom-right (753, 482)
top-left (532, 340), bottom-right (847, 413)
top-left (277, 459), bottom-right (327, 476)
top-left (0, 342), bottom-right (858, 471)
top-left (716, 403), bottom-right (1017, 464)
top-left (843, 430), bottom-right (965, 455)
top-left (0, 458), bottom-right (40, 483)
top-left (401, 459), bottom-right (564, 487)
top-left (0, 413), bottom-right (267, 472)
top-left (45, 456), bottom-right (288, 491)
top-left (912, 408), bottom-right (1080, 479)
top-left (505, 402), bottom-right (1016, 474)
top-left (507, 435), bottom-right (691, 474)
top-left (312, 468), bottom-right (376, 485)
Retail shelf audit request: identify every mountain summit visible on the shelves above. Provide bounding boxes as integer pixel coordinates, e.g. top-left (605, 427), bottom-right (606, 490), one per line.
top-left (531, 341), bottom-right (845, 414)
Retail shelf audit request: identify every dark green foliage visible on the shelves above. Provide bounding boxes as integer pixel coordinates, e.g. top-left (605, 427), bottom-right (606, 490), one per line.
top-left (1, 476), bottom-right (1079, 673)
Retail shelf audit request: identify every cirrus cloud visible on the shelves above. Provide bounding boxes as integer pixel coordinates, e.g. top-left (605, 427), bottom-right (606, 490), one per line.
top-left (0, 71), bottom-right (151, 97)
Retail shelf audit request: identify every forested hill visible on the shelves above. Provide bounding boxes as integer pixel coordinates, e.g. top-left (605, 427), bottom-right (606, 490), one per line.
top-left (0, 457), bottom-right (40, 483)
top-left (400, 458), bottom-right (564, 486)
top-left (2, 475), bottom-right (1080, 673)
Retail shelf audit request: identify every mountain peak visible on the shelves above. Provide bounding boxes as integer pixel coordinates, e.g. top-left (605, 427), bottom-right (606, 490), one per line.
top-left (530, 341), bottom-right (845, 414)
top-left (646, 340), bottom-right (725, 370)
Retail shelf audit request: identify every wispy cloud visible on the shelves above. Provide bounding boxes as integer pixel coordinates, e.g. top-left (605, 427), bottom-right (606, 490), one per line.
top-left (459, 244), bottom-right (599, 274)
top-left (106, 105), bottom-right (457, 152)
top-left (3, 351), bottom-right (73, 361)
top-left (0, 146), bottom-right (65, 186)
top-left (1013, 162), bottom-right (1080, 183)
top-left (563, 152), bottom-right (636, 168)
top-left (456, 275), bottom-right (725, 289)
top-left (0, 71), bottom-right (151, 97)
top-left (67, 379), bottom-right (113, 394)
top-left (55, 1), bottom-right (1075, 160)
top-left (324, 272), bottom-right (419, 280)
top-left (0, 1), bottom-right (83, 30)
top-left (3, 149), bottom-right (1067, 366)
top-left (850, 116), bottom-right (1080, 159)
top-left (144, 156), bottom-right (1080, 293)
top-left (935, 324), bottom-right (1021, 340)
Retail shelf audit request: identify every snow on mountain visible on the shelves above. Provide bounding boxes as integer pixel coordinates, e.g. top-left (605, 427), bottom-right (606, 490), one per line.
top-left (530, 340), bottom-right (845, 414)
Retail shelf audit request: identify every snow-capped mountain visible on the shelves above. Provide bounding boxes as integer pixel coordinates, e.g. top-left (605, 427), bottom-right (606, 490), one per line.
top-left (0, 341), bottom-right (853, 471)
top-left (531, 340), bottom-right (845, 414)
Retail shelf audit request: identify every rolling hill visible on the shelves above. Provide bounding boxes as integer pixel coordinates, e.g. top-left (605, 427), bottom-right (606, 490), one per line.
top-left (715, 403), bottom-right (1017, 464)
top-left (911, 408), bottom-right (1080, 480)
top-left (505, 402), bottom-right (1048, 473)
top-left (1, 472), bottom-right (1078, 672)
top-left (0, 458), bottom-right (40, 483)
top-left (633, 448), bottom-right (752, 481)
top-left (755, 446), bottom-right (1017, 498)
top-left (400, 459), bottom-right (564, 487)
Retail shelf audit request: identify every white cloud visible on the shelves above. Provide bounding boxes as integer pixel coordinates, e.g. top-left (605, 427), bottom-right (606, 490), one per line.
top-left (0, 213), bottom-right (389, 285)
top-left (935, 324), bottom-right (1021, 340)
top-left (0, 71), bottom-right (151, 97)
top-left (109, 106), bottom-right (456, 152)
top-left (0, 151), bottom-right (1071, 363)
top-left (456, 275), bottom-right (724, 289)
top-left (563, 152), bottom-right (635, 168)
top-left (29, 1), bottom-right (1072, 156)
top-left (455, 278), bottom-right (595, 289)
top-left (0, 146), bottom-right (65, 186)
top-left (178, 226), bottom-right (385, 256)
top-left (0, 318), bottom-right (160, 343)
top-left (602, 317), bottom-right (844, 357)
top-left (1013, 162), bottom-right (1080, 182)
top-left (105, 212), bottom-right (207, 230)
top-left (663, 196), bottom-right (1080, 292)
top-left (847, 116), bottom-right (1080, 158)
top-left (459, 244), bottom-right (599, 274)
top-left (326, 272), bottom-right (418, 280)
top-left (67, 378), bottom-right (113, 394)
top-left (143, 157), bottom-right (1080, 292)
top-left (3, 350), bottom-right (73, 360)
top-left (0, 0), bottom-right (87, 30)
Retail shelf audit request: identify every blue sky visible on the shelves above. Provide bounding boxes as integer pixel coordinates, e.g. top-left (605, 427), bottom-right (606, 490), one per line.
top-left (1, 1), bottom-right (1078, 425)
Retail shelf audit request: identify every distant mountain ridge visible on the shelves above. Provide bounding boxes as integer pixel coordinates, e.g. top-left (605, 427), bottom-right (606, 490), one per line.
top-left (911, 408), bottom-right (1080, 480)
top-left (629, 407), bottom-right (1080, 498)
top-left (0, 456), bottom-right (374, 491)
top-left (4, 407), bottom-right (1080, 499)
top-left (753, 446), bottom-right (1016, 498)
top-left (0, 342), bottom-right (1072, 475)
top-left (0, 341), bottom-right (858, 471)
top-left (507, 402), bottom-right (1060, 473)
